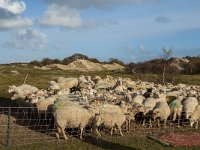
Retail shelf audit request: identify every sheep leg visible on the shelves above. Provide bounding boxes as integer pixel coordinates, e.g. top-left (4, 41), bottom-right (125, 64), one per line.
top-left (80, 127), bottom-right (83, 140)
top-left (114, 126), bottom-right (117, 133)
top-left (93, 125), bottom-right (101, 137)
top-left (128, 120), bottom-right (131, 131)
top-left (96, 128), bottom-right (101, 137)
top-left (118, 125), bottom-right (123, 136)
top-left (56, 126), bottom-right (61, 140)
top-left (149, 119), bottom-right (152, 128)
top-left (111, 127), bottom-right (114, 136)
top-left (142, 118), bottom-right (146, 126)
top-left (125, 120), bottom-right (128, 131)
top-left (37, 111), bottom-right (41, 125)
top-left (61, 127), bottom-right (68, 140)
top-left (164, 119), bottom-right (167, 128)
top-left (157, 119), bottom-right (160, 127)
top-left (196, 121), bottom-right (198, 130)
top-left (177, 116), bottom-right (181, 128)
top-left (173, 112), bottom-right (176, 122)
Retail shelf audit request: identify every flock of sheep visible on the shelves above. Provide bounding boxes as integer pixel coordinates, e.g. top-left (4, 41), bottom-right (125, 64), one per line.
top-left (8, 75), bottom-right (200, 140)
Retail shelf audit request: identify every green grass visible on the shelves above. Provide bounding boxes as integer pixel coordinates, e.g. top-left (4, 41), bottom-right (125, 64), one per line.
top-left (1, 134), bottom-right (200, 150)
top-left (0, 64), bottom-right (200, 149)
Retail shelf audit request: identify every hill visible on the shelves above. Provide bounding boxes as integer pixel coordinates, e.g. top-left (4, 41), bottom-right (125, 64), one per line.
top-left (45, 59), bottom-right (125, 71)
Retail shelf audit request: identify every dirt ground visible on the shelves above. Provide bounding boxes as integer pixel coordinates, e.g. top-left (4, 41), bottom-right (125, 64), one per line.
top-left (160, 132), bottom-right (200, 147)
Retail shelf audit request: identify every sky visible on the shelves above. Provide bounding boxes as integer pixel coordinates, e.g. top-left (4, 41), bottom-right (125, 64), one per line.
top-left (0, 0), bottom-right (200, 64)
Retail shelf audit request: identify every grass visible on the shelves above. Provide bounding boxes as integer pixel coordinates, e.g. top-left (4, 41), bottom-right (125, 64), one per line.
top-left (1, 134), bottom-right (200, 150)
top-left (0, 64), bottom-right (200, 150)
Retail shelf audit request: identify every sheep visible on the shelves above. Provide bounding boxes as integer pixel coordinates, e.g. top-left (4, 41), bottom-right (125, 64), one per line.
top-left (113, 78), bottom-right (124, 94)
top-left (92, 103), bottom-right (128, 136)
top-left (169, 96), bottom-right (183, 127)
top-left (183, 97), bottom-right (198, 119)
top-left (93, 112), bottom-right (126, 136)
top-left (188, 89), bottom-right (198, 97)
top-left (8, 84), bottom-right (38, 96)
top-left (166, 90), bottom-right (185, 98)
top-left (143, 88), bottom-right (153, 99)
top-left (189, 105), bottom-right (200, 129)
top-left (92, 76), bottom-right (102, 84)
top-left (26, 89), bottom-right (48, 100)
top-left (48, 81), bottom-right (60, 92)
top-left (94, 112), bottom-right (126, 136)
top-left (94, 76), bottom-right (115, 90)
top-left (122, 78), bottom-right (136, 88)
top-left (8, 84), bottom-right (38, 108)
top-left (154, 92), bottom-right (167, 103)
top-left (31, 89), bottom-right (71, 119)
top-left (94, 82), bottom-right (114, 90)
top-left (132, 93), bottom-right (145, 105)
top-left (152, 102), bottom-right (171, 128)
top-left (53, 99), bottom-right (98, 140)
top-left (78, 75), bottom-right (88, 84)
top-left (136, 91), bottom-right (166, 127)
top-left (125, 103), bottom-right (142, 131)
top-left (49, 78), bottom-right (79, 89)
top-left (138, 97), bottom-right (158, 127)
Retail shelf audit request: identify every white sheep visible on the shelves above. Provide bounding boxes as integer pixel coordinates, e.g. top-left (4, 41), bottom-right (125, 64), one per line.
top-left (125, 103), bottom-right (142, 131)
top-left (183, 97), bottom-right (198, 119)
top-left (138, 97), bottom-right (158, 127)
top-left (31, 89), bottom-right (71, 119)
top-left (113, 78), bottom-right (124, 94)
top-left (132, 94), bottom-right (145, 105)
top-left (53, 99), bottom-right (98, 140)
top-left (93, 113), bottom-right (126, 136)
top-left (8, 84), bottom-right (38, 97)
top-left (152, 102), bottom-right (171, 128)
top-left (189, 105), bottom-right (200, 129)
top-left (49, 78), bottom-right (79, 89)
top-left (168, 95), bottom-right (183, 127)
top-left (92, 103), bottom-right (127, 136)
top-left (8, 84), bottom-right (38, 107)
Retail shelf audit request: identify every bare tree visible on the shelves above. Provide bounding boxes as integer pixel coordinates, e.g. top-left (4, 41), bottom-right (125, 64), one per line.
top-left (162, 48), bottom-right (173, 85)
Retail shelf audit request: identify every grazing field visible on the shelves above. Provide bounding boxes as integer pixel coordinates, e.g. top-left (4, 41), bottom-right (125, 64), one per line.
top-left (0, 64), bottom-right (200, 150)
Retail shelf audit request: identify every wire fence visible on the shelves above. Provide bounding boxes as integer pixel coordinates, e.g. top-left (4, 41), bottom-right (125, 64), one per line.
top-left (0, 107), bottom-right (199, 148)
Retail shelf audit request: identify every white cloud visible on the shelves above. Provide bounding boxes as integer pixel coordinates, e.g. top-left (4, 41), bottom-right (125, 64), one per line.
top-left (39, 4), bottom-right (82, 29)
top-left (0, 16), bottom-right (32, 29)
top-left (39, 0), bottom-right (159, 29)
top-left (0, 0), bottom-right (26, 14)
top-left (0, 0), bottom-right (32, 30)
top-left (3, 28), bottom-right (47, 50)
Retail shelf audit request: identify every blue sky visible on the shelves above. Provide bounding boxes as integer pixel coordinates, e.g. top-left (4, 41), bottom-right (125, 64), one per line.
top-left (0, 0), bottom-right (200, 64)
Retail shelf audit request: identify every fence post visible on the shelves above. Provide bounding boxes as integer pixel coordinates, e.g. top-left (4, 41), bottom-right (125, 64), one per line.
top-left (6, 107), bottom-right (11, 148)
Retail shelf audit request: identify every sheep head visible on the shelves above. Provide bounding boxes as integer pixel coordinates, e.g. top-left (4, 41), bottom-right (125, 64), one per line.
top-left (189, 116), bottom-right (196, 127)
top-left (8, 85), bottom-right (17, 93)
top-left (152, 108), bottom-right (160, 119)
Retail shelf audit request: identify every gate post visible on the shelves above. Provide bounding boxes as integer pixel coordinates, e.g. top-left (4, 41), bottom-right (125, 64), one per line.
top-left (6, 107), bottom-right (11, 148)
